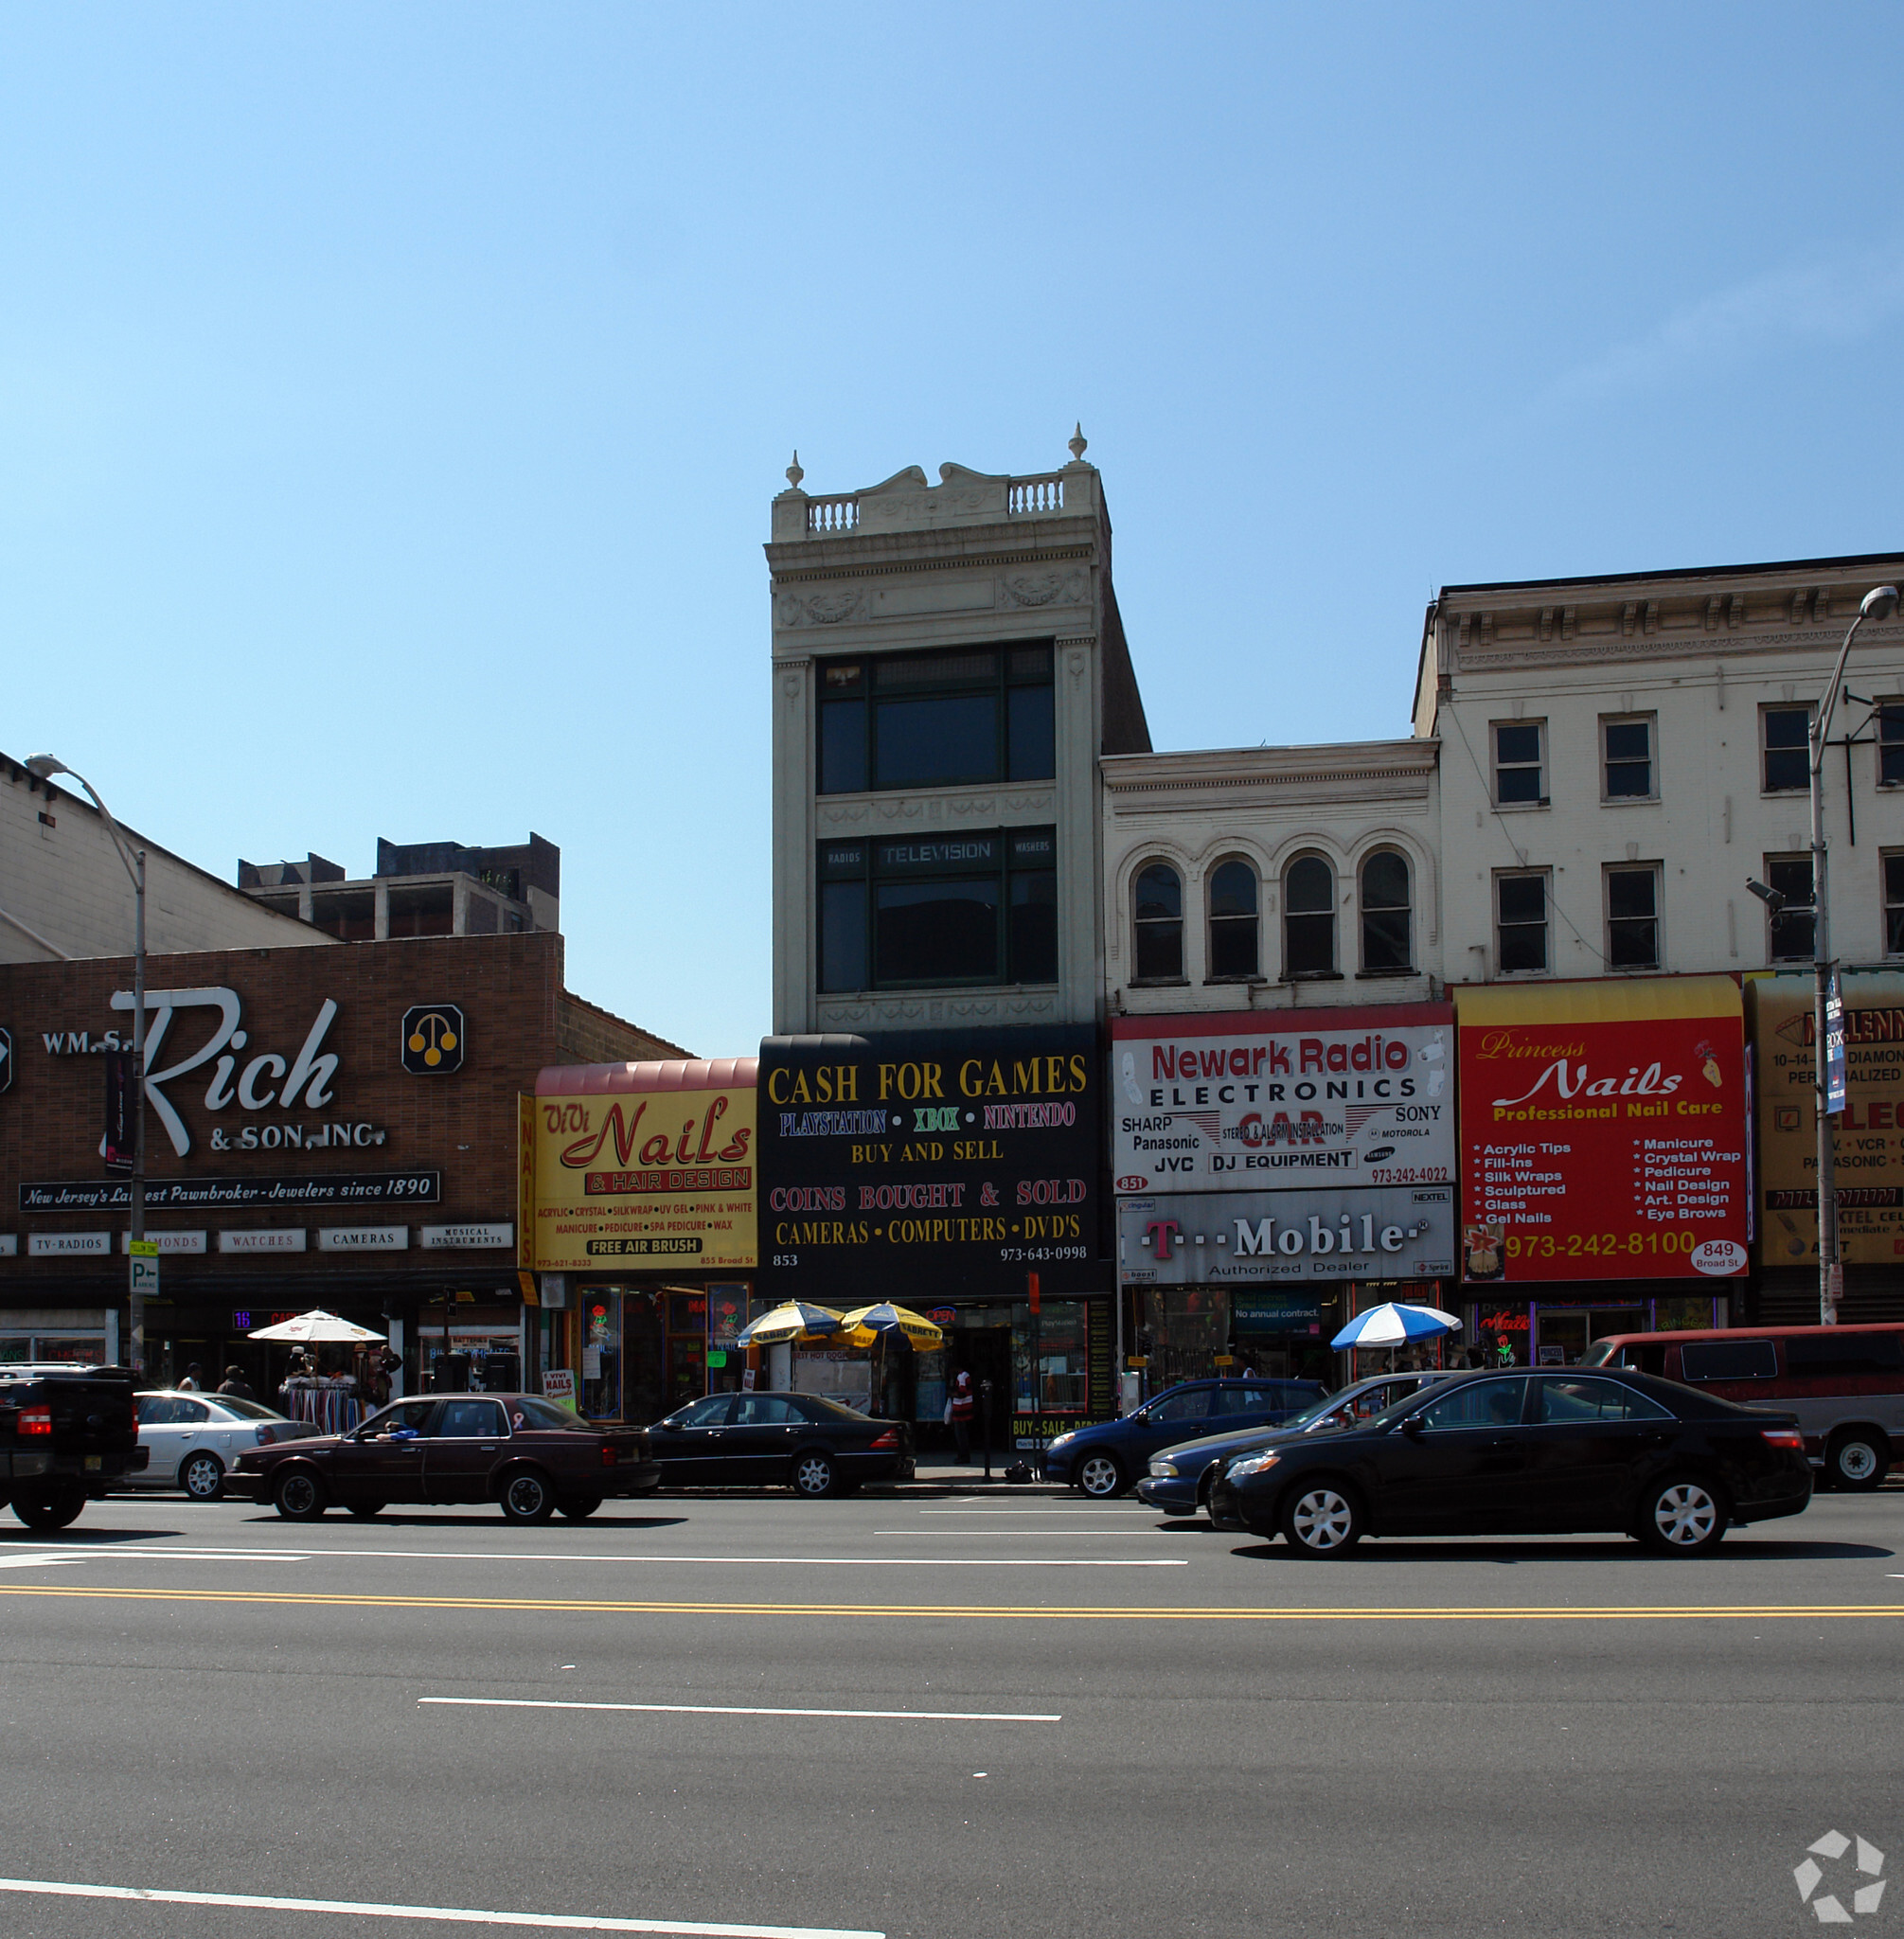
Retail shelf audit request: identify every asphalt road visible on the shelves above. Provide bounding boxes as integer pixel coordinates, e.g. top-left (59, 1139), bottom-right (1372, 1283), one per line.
top-left (1, 1478), bottom-right (1900, 1939)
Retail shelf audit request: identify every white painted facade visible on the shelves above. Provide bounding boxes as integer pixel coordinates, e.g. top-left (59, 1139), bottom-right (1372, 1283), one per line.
top-left (0, 754), bottom-right (330, 965)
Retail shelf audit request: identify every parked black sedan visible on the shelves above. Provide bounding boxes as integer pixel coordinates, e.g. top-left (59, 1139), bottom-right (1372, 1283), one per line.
top-left (647, 1391), bottom-right (914, 1497)
top-left (226, 1394), bottom-right (660, 1522)
top-left (1136, 1371), bottom-right (1458, 1519)
top-left (1041, 1378), bottom-right (1325, 1498)
top-left (1206, 1368), bottom-right (1812, 1557)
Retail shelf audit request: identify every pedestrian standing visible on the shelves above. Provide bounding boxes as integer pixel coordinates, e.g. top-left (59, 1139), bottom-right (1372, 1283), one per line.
top-left (216, 1366), bottom-right (256, 1402)
top-left (177, 1362), bottom-right (203, 1393)
top-left (949, 1370), bottom-right (975, 1464)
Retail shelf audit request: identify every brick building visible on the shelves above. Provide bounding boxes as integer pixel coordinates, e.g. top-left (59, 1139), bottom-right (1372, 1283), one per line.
top-left (0, 932), bottom-right (684, 1392)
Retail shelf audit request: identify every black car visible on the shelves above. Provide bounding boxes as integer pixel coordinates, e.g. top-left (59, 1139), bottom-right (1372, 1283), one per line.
top-left (1136, 1371), bottom-right (1458, 1519)
top-left (1041, 1378), bottom-right (1325, 1498)
top-left (648, 1391), bottom-right (914, 1497)
top-left (1206, 1367), bottom-right (1812, 1557)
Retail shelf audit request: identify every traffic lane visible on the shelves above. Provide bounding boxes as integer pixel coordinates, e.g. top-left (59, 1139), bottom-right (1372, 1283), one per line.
top-left (1, 1608), bottom-right (1900, 1939)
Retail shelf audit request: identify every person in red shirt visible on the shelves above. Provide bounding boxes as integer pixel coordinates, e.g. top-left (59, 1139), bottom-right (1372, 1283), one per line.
top-left (949, 1370), bottom-right (975, 1464)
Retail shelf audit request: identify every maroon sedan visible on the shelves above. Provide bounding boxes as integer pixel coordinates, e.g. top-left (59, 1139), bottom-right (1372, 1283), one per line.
top-left (225, 1394), bottom-right (660, 1523)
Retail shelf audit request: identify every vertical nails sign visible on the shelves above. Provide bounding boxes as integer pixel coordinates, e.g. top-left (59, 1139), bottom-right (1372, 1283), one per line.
top-left (528, 1059), bottom-right (757, 1272)
top-left (1456, 976), bottom-right (1749, 1284)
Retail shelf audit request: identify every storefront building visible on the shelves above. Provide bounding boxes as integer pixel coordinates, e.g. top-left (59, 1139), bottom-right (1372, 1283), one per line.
top-left (523, 1058), bottom-right (757, 1421)
top-left (756, 1024), bottom-right (1112, 1450)
top-left (1455, 975), bottom-right (1751, 1363)
top-left (1112, 1004), bottom-right (1457, 1387)
top-left (1749, 970), bottom-right (1904, 1325)
top-left (0, 934), bottom-right (682, 1393)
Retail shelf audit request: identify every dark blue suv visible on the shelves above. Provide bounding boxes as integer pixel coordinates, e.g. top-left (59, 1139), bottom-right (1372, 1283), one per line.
top-left (1042, 1379), bottom-right (1325, 1498)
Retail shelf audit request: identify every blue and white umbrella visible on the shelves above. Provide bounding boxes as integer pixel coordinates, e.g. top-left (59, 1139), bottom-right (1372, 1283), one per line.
top-left (1331, 1302), bottom-right (1462, 1350)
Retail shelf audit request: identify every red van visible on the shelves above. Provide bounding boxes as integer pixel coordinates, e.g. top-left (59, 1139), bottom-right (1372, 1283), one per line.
top-left (1582, 1324), bottom-right (1904, 1492)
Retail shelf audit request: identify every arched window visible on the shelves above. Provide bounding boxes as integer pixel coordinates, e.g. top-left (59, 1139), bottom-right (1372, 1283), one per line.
top-left (1360, 849), bottom-right (1413, 973)
top-left (1282, 854), bottom-right (1336, 977)
top-left (1207, 859), bottom-right (1259, 979)
top-left (1133, 863), bottom-right (1183, 981)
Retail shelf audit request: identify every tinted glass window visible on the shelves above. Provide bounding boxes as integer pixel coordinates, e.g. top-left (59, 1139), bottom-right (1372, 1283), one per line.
top-left (1134, 863), bottom-right (1183, 981)
top-left (734, 1396), bottom-right (801, 1426)
top-left (1679, 1340), bottom-right (1779, 1381)
top-left (1208, 861), bottom-right (1260, 980)
top-left (1784, 1334), bottom-right (1904, 1377)
top-left (1284, 856), bottom-right (1336, 977)
top-left (1211, 1386), bottom-right (1272, 1417)
top-left (819, 881), bottom-right (868, 993)
top-left (364, 1399), bottom-right (438, 1436)
top-left (1009, 870), bottom-right (1058, 983)
top-left (875, 695), bottom-right (998, 789)
top-left (669, 1396), bottom-right (733, 1427)
top-left (211, 1396), bottom-right (278, 1421)
top-left (1361, 850), bottom-right (1412, 972)
top-left (819, 700), bottom-right (867, 793)
top-left (1006, 685), bottom-right (1055, 782)
top-left (875, 880), bottom-right (999, 982)
top-left (1416, 1379), bottom-right (1527, 1431)
top-left (437, 1400), bottom-right (507, 1438)
top-left (1763, 707), bottom-right (1810, 792)
top-left (1534, 1378), bottom-right (1675, 1424)
top-left (510, 1398), bottom-right (582, 1430)
top-left (1148, 1388), bottom-right (1214, 1425)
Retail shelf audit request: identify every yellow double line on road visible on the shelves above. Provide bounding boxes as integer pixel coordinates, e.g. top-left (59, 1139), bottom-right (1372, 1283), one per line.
top-left (1, 1585), bottom-right (1900, 1621)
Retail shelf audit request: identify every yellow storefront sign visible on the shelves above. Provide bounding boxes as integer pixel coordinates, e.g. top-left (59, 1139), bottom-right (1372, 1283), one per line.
top-left (1750, 972), bottom-right (1904, 1268)
top-left (524, 1066), bottom-right (758, 1272)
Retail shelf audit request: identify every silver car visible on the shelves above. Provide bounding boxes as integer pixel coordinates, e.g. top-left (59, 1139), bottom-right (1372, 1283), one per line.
top-left (133, 1391), bottom-right (323, 1502)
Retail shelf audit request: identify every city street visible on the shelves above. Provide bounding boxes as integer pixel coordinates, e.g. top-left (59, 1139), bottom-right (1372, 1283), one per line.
top-left (0, 1482), bottom-right (1898, 1937)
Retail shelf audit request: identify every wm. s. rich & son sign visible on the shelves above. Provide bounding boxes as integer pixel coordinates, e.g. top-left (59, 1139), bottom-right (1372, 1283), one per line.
top-left (756, 1027), bottom-right (1101, 1303)
top-left (526, 1059), bottom-right (757, 1272)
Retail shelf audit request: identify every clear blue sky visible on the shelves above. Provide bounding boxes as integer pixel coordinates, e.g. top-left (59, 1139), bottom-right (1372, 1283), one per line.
top-left (4, 6), bottom-right (1900, 1056)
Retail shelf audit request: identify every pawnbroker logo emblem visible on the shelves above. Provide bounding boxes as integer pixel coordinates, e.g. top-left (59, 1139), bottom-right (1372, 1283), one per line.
top-left (1794, 1830), bottom-right (1885, 1923)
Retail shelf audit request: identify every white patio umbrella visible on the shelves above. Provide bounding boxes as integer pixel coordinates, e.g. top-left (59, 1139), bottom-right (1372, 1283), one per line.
top-left (1330, 1303), bottom-right (1461, 1349)
top-left (246, 1308), bottom-right (386, 1343)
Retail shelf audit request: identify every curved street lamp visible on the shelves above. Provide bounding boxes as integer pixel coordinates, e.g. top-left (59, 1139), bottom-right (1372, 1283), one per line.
top-left (25, 755), bottom-right (148, 1371)
top-left (1808, 585), bottom-right (1900, 1325)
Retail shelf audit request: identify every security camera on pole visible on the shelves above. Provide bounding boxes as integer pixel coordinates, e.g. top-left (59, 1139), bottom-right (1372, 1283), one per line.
top-left (26, 756), bottom-right (148, 1371)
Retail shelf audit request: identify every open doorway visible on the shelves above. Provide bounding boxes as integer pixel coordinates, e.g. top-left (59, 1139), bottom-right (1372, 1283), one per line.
top-left (942, 1327), bottom-right (1011, 1455)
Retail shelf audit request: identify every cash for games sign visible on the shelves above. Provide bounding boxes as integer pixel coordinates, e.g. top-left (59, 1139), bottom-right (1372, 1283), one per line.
top-left (1751, 971), bottom-right (1904, 1268)
top-left (756, 1026), bottom-right (1101, 1303)
top-left (1111, 1005), bottom-right (1455, 1192)
top-left (528, 1073), bottom-right (757, 1272)
top-left (1456, 976), bottom-right (1749, 1285)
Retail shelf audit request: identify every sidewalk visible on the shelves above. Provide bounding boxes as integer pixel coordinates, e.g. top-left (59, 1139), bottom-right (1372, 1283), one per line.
top-left (899, 1459), bottom-right (1069, 1493)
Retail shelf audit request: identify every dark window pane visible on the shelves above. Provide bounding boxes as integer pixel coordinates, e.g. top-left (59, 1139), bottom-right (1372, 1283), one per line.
top-left (1361, 907), bottom-right (1411, 971)
top-left (1285, 857), bottom-right (1333, 915)
top-left (1499, 923), bottom-right (1548, 974)
top-left (1007, 645), bottom-right (1052, 682)
top-left (1209, 861), bottom-right (1257, 918)
top-left (1881, 706), bottom-right (1904, 785)
top-left (876, 650), bottom-right (998, 687)
top-left (1604, 721), bottom-right (1650, 761)
top-left (875, 695), bottom-right (999, 789)
top-left (822, 663), bottom-right (863, 690)
top-left (1134, 864), bottom-right (1182, 922)
top-left (875, 881), bottom-right (999, 983)
top-left (1608, 870), bottom-right (1656, 919)
top-left (1496, 724), bottom-right (1541, 765)
top-left (1764, 747), bottom-right (1809, 792)
top-left (1605, 760), bottom-right (1652, 798)
top-left (1497, 876), bottom-right (1546, 924)
top-left (1770, 910), bottom-right (1814, 961)
top-left (1209, 916), bottom-right (1258, 979)
top-left (819, 881), bottom-right (867, 992)
top-left (1496, 766), bottom-right (1542, 804)
top-left (1891, 907), bottom-right (1904, 956)
top-left (1767, 856), bottom-right (1814, 904)
top-left (1361, 850), bottom-right (1409, 911)
top-left (1764, 708), bottom-right (1811, 747)
top-left (1134, 922), bottom-right (1183, 981)
top-left (1285, 912), bottom-right (1335, 976)
top-left (1008, 871), bottom-right (1058, 983)
top-left (818, 700), bottom-right (865, 795)
top-left (1609, 918), bottom-right (1659, 970)
top-left (1006, 685), bottom-right (1055, 781)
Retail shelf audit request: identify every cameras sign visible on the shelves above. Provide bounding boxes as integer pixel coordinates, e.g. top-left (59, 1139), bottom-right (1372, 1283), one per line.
top-left (1111, 1004), bottom-right (1454, 1192)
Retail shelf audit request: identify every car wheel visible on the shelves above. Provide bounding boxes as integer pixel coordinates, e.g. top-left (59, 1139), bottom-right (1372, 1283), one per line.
top-left (274, 1468), bottom-right (328, 1521)
top-left (1638, 1477), bottom-right (1726, 1556)
top-left (500, 1468), bottom-right (556, 1523)
top-left (1280, 1483), bottom-right (1362, 1557)
top-left (557, 1494), bottom-right (602, 1520)
top-left (792, 1450), bottom-right (837, 1499)
top-left (11, 1483), bottom-right (85, 1532)
top-left (180, 1450), bottom-right (225, 1503)
top-left (347, 1501), bottom-right (387, 1520)
top-left (1827, 1432), bottom-right (1888, 1493)
top-left (1077, 1452), bottom-right (1126, 1499)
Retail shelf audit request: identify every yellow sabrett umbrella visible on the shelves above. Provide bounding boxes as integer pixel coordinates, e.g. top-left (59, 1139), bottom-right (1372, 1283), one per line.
top-left (837, 1304), bottom-right (945, 1351)
top-left (735, 1301), bottom-right (845, 1348)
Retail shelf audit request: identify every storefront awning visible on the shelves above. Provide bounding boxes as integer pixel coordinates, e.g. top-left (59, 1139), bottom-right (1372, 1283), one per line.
top-left (536, 1057), bottom-right (757, 1095)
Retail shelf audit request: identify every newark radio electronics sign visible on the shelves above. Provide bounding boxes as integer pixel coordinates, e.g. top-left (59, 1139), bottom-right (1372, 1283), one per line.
top-left (756, 1025), bottom-right (1101, 1304)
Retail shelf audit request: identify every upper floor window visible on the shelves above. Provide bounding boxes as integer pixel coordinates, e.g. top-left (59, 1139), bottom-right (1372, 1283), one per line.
top-left (1206, 860), bottom-right (1260, 980)
top-left (1283, 855), bottom-right (1337, 978)
top-left (1496, 871), bottom-right (1550, 974)
top-left (1601, 716), bottom-right (1656, 800)
top-left (1492, 720), bottom-right (1547, 807)
top-left (1761, 706), bottom-right (1811, 794)
top-left (1885, 853), bottom-right (1904, 957)
top-left (1359, 850), bottom-right (1413, 973)
top-left (817, 646), bottom-right (1055, 795)
top-left (1132, 863), bottom-right (1183, 982)
top-left (1878, 702), bottom-right (1904, 788)
top-left (1763, 853), bottom-right (1815, 963)
top-left (1605, 864), bottom-right (1661, 970)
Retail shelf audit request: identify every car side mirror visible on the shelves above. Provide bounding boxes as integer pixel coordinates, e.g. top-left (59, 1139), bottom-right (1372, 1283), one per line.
top-left (1400, 1414), bottom-right (1427, 1438)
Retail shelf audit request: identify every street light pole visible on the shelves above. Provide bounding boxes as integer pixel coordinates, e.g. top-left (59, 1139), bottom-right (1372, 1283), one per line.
top-left (1806, 587), bottom-right (1900, 1327)
top-left (25, 756), bottom-right (147, 1371)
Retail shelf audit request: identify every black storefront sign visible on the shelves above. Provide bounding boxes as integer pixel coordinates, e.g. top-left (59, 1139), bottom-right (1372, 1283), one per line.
top-left (758, 1024), bottom-right (1103, 1304)
top-left (103, 1049), bottom-right (134, 1174)
top-left (21, 1170), bottom-right (441, 1211)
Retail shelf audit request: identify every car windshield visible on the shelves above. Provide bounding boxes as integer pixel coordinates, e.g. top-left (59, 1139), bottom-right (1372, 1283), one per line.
top-left (210, 1396), bottom-right (283, 1421)
top-left (1278, 1391), bottom-right (1353, 1430)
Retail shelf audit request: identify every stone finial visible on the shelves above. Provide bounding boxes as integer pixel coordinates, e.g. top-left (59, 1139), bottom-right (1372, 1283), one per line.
top-left (1067, 422), bottom-right (1088, 463)
top-left (786, 451), bottom-right (805, 489)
